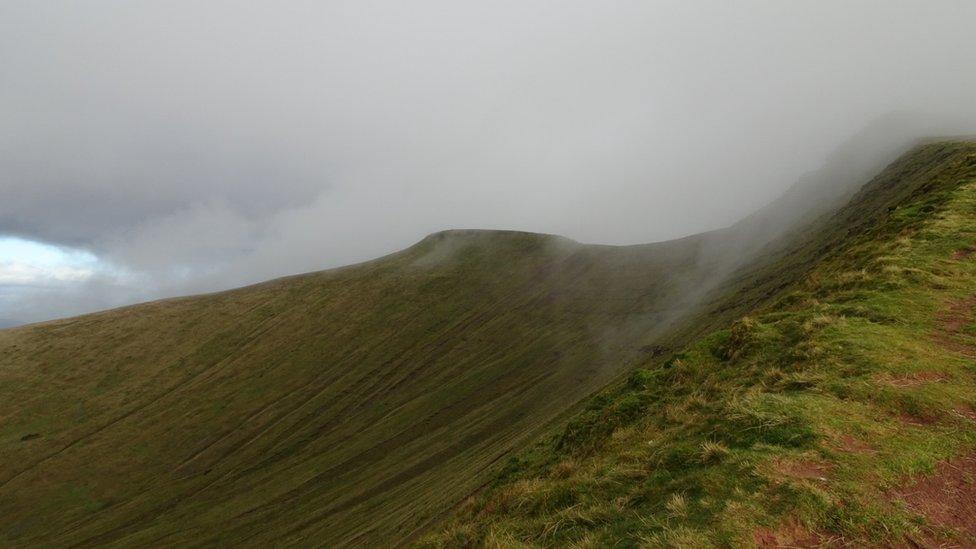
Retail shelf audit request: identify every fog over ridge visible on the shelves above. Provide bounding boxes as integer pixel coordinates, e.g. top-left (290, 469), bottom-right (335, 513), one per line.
top-left (2, 1), bottom-right (976, 325)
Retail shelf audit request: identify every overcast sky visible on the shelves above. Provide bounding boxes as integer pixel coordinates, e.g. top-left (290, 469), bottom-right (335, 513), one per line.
top-left (2, 1), bottom-right (976, 327)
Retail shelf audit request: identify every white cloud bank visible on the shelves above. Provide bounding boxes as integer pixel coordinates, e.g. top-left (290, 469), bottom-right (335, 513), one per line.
top-left (2, 1), bottom-right (976, 325)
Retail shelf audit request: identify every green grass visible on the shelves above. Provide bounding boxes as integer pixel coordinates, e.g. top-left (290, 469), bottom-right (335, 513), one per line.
top-left (421, 144), bottom-right (976, 547)
top-left (1, 143), bottom-right (974, 547)
top-left (0, 228), bottom-right (761, 547)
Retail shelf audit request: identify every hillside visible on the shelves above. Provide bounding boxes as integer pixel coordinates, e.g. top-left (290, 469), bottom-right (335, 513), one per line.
top-left (424, 142), bottom-right (976, 546)
top-left (0, 230), bottom-right (761, 546)
top-left (0, 231), bottom-right (676, 547)
top-left (0, 142), bottom-right (973, 547)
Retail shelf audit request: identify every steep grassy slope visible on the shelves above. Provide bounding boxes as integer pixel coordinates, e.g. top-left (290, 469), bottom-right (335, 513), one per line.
top-left (424, 143), bottom-right (976, 546)
top-left (0, 228), bottom-right (742, 547)
top-left (1, 142), bottom-right (970, 547)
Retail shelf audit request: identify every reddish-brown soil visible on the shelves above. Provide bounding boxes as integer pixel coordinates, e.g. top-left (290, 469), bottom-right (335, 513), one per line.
top-left (898, 412), bottom-right (938, 427)
top-left (954, 405), bottom-right (976, 423)
top-left (772, 458), bottom-right (832, 482)
top-left (933, 296), bottom-right (976, 356)
top-left (953, 246), bottom-right (976, 260)
top-left (753, 518), bottom-right (847, 548)
top-left (836, 434), bottom-right (877, 455)
top-left (892, 452), bottom-right (976, 548)
top-left (879, 371), bottom-right (951, 388)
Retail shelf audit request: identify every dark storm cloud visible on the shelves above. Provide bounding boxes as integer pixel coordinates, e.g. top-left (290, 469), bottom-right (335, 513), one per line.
top-left (2, 1), bottom-right (976, 325)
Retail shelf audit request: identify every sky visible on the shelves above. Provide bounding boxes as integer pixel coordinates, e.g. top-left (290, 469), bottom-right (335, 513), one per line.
top-left (2, 1), bottom-right (976, 327)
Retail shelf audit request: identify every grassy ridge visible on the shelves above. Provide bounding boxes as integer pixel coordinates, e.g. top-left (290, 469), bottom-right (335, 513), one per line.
top-left (0, 228), bottom-right (727, 546)
top-left (1, 143), bottom-right (972, 547)
top-left (422, 143), bottom-right (976, 546)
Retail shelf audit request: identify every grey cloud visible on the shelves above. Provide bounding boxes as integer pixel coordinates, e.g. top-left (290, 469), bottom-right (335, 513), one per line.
top-left (2, 1), bottom-right (976, 325)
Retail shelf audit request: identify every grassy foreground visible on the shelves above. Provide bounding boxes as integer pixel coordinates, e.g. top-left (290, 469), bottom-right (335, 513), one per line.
top-left (423, 144), bottom-right (976, 547)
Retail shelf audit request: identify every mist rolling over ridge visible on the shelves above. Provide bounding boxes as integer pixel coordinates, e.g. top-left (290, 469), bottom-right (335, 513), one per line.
top-left (3, 1), bottom-right (976, 325)
top-left (6, 2), bottom-right (976, 547)
top-left (3, 141), bottom-right (976, 546)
